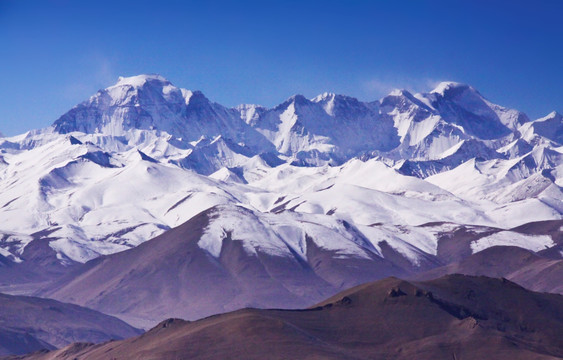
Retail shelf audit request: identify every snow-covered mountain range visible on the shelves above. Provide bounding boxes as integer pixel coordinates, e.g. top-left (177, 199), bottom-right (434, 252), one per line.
top-left (0, 75), bottom-right (561, 298)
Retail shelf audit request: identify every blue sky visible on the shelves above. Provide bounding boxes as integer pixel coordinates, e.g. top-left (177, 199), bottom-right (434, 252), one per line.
top-left (0, 0), bottom-right (561, 135)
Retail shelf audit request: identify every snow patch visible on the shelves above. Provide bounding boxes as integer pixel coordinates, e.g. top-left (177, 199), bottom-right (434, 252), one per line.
top-left (471, 231), bottom-right (554, 254)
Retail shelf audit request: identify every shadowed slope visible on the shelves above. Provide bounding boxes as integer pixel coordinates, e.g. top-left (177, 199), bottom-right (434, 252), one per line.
top-left (0, 293), bottom-right (141, 356)
top-left (39, 213), bottom-right (563, 329)
top-left (13, 275), bottom-right (563, 360)
top-left (415, 246), bottom-right (563, 294)
top-left (41, 208), bottom-right (407, 329)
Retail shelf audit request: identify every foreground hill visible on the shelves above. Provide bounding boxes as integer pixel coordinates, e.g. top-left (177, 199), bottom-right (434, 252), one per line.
top-left (12, 275), bottom-right (563, 360)
top-left (0, 293), bottom-right (141, 356)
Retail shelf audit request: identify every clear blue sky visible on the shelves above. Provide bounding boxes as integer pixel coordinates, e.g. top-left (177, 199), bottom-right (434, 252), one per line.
top-left (0, 0), bottom-right (561, 135)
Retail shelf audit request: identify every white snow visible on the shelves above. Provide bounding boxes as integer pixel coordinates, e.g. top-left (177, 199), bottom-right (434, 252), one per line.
top-left (430, 81), bottom-right (467, 95)
top-left (0, 75), bottom-right (560, 266)
top-left (471, 231), bottom-right (554, 253)
top-left (114, 74), bottom-right (169, 88)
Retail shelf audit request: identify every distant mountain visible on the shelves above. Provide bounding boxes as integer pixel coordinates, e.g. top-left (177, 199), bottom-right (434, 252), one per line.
top-left (246, 92), bottom-right (399, 165)
top-left (16, 275), bottom-right (563, 360)
top-left (416, 245), bottom-right (563, 294)
top-left (520, 111), bottom-right (563, 145)
top-left (48, 76), bottom-right (541, 166)
top-left (0, 75), bottom-right (561, 327)
top-left (0, 292), bottom-right (140, 356)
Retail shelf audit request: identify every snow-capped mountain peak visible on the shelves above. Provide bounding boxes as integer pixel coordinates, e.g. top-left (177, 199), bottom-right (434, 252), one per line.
top-left (53, 74), bottom-right (187, 135)
top-left (285, 94), bottom-right (310, 106)
top-left (47, 74), bottom-right (546, 168)
top-left (310, 92), bottom-right (369, 119)
top-left (430, 81), bottom-right (473, 96)
top-left (50, 75), bottom-right (272, 153)
top-left (422, 81), bottom-right (524, 138)
top-left (519, 111), bottom-right (563, 145)
top-left (105, 74), bottom-right (184, 106)
top-left (311, 92), bottom-right (336, 102)
top-left (538, 111), bottom-right (562, 122)
top-left (388, 88), bottom-right (412, 97)
top-left (114, 74), bottom-right (171, 88)
top-left (183, 90), bottom-right (212, 107)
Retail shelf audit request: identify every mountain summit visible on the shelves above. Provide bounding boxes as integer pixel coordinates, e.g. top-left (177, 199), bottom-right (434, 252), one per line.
top-left (49, 75), bottom-right (544, 167)
top-left (52, 75), bottom-right (274, 156)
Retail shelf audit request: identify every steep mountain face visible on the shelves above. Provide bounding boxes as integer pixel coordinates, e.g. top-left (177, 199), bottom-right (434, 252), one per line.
top-left (52, 75), bottom-right (274, 155)
top-left (246, 93), bottom-right (400, 164)
top-left (16, 275), bottom-right (563, 360)
top-left (0, 75), bottom-right (561, 326)
top-left (424, 82), bottom-right (518, 138)
top-left (48, 76), bottom-right (538, 166)
top-left (520, 111), bottom-right (563, 145)
top-left (0, 292), bottom-right (140, 356)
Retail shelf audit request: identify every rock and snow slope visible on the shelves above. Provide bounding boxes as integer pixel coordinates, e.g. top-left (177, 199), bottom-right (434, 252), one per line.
top-left (0, 74), bottom-right (561, 277)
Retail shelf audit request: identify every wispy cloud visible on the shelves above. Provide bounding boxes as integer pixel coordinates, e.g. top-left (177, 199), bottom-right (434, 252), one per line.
top-left (63, 53), bottom-right (117, 101)
top-left (362, 76), bottom-right (444, 99)
top-left (92, 55), bottom-right (116, 88)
